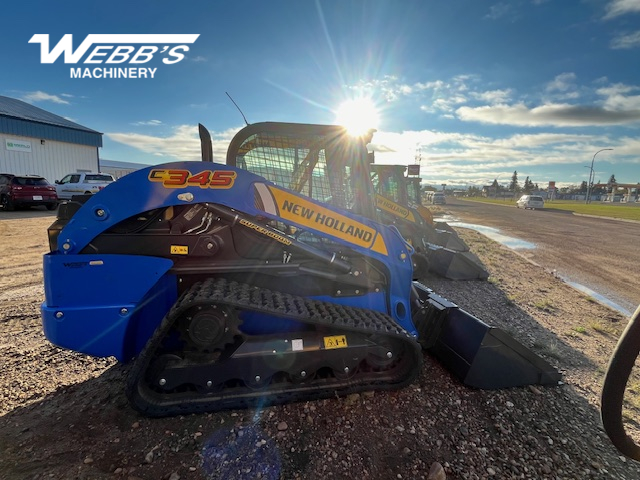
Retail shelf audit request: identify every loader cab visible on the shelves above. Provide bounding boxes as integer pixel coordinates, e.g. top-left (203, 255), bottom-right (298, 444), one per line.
top-left (226, 122), bottom-right (377, 221)
top-left (405, 177), bottom-right (422, 206)
top-left (370, 164), bottom-right (410, 205)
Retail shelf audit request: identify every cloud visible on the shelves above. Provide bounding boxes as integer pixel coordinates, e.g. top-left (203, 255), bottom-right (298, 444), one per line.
top-left (611, 31), bottom-right (640, 49)
top-left (353, 73), bottom-right (640, 129)
top-left (21, 91), bottom-right (70, 104)
top-left (457, 102), bottom-right (640, 127)
top-left (372, 128), bottom-right (620, 187)
top-left (485, 3), bottom-right (515, 20)
top-left (470, 89), bottom-right (513, 104)
top-left (423, 95), bottom-right (468, 114)
top-left (542, 73), bottom-right (582, 101)
top-left (106, 124), bottom-right (241, 162)
top-left (349, 75), bottom-right (477, 104)
top-left (603, 0), bottom-right (640, 19)
top-left (131, 119), bottom-right (163, 126)
top-left (545, 73), bottom-right (577, 92)
top-left (597, 83), bottom-right (640, 110)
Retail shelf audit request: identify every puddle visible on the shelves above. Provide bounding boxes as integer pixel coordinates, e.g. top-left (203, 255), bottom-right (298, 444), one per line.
top-left (560, 278), bottom-right (632, 317)
top-left (442, 220), bottom-right (536, 250)
top-left (435, 214), bottom-right (632, 317)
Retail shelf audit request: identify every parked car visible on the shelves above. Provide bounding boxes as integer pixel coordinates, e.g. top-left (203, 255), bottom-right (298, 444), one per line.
top-left (55, 172), bottom-right (115, 200)
top-left (516, 194), bottom-right (545, 210)
top-left (0, 173), bottom-right (58, 211)
top-left (424, 191), bottom-right (446, 204)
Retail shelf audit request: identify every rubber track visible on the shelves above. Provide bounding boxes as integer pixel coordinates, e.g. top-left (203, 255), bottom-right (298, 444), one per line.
top-left (126, 277), bottom-right (422, 417)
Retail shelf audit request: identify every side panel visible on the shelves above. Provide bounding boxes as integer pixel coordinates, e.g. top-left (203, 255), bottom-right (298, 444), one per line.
top-left (42, 253), bottom-right (175, 361)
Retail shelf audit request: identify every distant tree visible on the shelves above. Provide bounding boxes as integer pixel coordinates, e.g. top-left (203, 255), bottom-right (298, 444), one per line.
top-left (593, 180), bottom-right (605, 194)
top-left (579, 180), bottom-right (588, 193)
top-left (609, 174), bottom-right (617, 184)
top-left (509, 171), bottom-right (519, 192)
top-left (468, 186), bottom-right (482, 197)
top-left (523, 176), bottom-right (535, 193)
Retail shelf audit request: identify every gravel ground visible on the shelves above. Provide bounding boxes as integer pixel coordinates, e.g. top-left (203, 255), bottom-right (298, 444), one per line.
top-left (1, 214), bottom-right (640, 479)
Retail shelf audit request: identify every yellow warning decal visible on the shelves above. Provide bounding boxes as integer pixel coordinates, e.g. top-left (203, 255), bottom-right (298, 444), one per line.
top-left (170, 245), bottom-right (189, 255)
top-left (375, 195), bottom-right (416, 223)
top-left (267, 186), bottom-right (388, 256)
top-left (323, 335), bottom-right (348, 349)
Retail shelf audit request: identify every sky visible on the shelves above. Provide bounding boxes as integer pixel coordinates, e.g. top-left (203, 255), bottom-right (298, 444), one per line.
top-left (1, 0), bottom-right (639, 190)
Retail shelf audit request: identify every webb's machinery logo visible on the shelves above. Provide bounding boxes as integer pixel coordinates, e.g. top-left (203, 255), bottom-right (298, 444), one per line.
top-left (28, 34), bottom-right (200, 79)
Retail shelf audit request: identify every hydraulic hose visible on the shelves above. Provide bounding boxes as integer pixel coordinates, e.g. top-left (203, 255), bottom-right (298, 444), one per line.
top-left (601, 305), bottom-right (640, 460)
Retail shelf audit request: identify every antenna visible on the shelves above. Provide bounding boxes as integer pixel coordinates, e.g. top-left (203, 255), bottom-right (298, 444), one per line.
top-left (225, 92), bottom-right (249, 126)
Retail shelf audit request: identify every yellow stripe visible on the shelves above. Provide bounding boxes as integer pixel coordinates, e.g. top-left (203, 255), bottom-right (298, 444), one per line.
top-left (266, 186), bottom-right (388, 256)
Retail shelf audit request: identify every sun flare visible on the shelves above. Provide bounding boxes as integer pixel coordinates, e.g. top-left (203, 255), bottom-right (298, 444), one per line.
top-left (334, 98), bottom-right (380, 137)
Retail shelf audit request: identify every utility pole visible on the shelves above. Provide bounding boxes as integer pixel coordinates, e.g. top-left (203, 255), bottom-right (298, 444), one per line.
top-left (586, 148), bottom-right (613, 204)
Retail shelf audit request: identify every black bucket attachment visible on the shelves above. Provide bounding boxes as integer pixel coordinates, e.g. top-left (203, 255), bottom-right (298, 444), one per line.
top-left (423, 223), bottom-right (469, 252)
top-left (412, 282), bottom-right (561, 389)
top-left (426, 245), bottom-right (490, 281)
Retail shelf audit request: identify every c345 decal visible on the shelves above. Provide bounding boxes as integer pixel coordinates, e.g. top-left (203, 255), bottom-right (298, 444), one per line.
top-left (149, 169), bottom-right (237, 189)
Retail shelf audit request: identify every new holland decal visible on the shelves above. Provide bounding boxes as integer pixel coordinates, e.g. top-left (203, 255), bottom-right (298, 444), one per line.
top-left (375, 194), bottom-right (416, 223)
top-left (254, 183), bottom-right (388, 256)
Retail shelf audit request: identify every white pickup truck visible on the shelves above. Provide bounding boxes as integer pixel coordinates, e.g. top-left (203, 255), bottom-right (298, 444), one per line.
top-left (55, 172), bottom-right (115, 200)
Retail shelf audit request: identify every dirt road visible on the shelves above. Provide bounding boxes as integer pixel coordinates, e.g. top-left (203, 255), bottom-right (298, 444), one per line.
top-left (439, 198), bottom-right (640, 315)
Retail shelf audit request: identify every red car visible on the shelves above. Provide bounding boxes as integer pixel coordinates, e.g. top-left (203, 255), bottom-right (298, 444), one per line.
top-left (0, 173), bottom-right (58, 211)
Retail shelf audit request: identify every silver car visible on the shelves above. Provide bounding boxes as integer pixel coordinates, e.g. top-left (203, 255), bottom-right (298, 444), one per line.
top-left (516, 195), bottom-right (544, 210)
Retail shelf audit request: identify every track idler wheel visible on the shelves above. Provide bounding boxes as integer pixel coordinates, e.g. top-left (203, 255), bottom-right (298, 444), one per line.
top-left (179, 304), bottom-right (241, 352)
top-left (245, 374), bottom-right (272, 390)
top-left (290, 369), bottom-right (316, 384)
top-left (147, 354), bottom-right (184, 391)
top-left (332, 363), bottom-right (359, 380)
top-left (366, 336), bottom-right (403, 369)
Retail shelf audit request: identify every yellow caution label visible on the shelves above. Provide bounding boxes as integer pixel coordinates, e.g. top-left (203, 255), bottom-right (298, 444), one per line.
top-left (323, 335), bottom-right (348, 349)
top-left (267, 186), bottom-right (388, 256)
top-left (170, 245), bottom-right (189, 255)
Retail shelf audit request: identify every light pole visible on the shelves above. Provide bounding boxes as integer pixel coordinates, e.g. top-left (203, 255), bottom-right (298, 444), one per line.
top-left (586, 148), bottom-right (613, 204)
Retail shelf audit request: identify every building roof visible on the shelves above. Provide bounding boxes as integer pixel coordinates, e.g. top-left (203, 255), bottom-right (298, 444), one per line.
top-left (100, 159), bottom-right (148, 170)
top-left (0, 95), bottom-right (102, 148)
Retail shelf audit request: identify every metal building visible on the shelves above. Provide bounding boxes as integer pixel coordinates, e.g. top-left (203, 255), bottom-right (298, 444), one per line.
top-left (0, 95), bottom-right (103, 184)
top-left (100, 159), bottom-right (146, 179)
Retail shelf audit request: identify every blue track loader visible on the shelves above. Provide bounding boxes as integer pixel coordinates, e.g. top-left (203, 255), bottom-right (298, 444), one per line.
top-left (41, 121), bottom-right (560, 417)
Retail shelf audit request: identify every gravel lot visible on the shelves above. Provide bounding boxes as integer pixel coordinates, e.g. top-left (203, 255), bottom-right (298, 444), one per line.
top-left (2, 213), bottom-right (640, 479)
